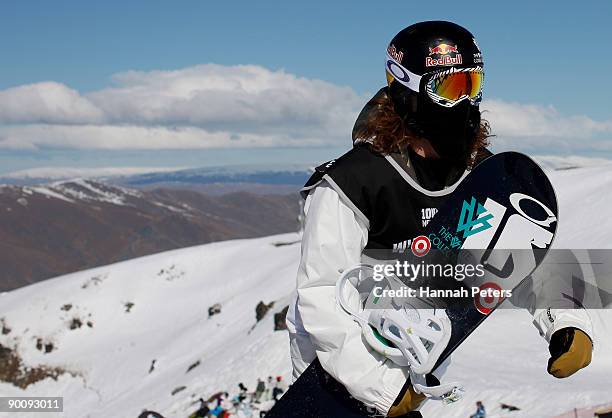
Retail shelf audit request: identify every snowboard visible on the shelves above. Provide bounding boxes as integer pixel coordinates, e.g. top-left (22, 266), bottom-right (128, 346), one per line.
top-left (412, 151), bottom-right (558, 370)
top-left (267, 151), bottom-right (558, 417)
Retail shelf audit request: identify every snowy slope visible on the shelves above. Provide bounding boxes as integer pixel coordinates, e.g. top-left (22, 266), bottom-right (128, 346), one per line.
top-left (1, 163), bottom-right (612, 418)
top-left (547, 163), bottom-right (612, 248)
top-left (0, 233), bottom-right (301, 418)
top-left (534, 155), bottom-right (612, 172)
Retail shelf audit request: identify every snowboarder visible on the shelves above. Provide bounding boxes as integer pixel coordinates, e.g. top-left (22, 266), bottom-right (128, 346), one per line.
top-left (470, 401), bottom-right (486, 418)
top-left (206, 392), bottom-right (230, 417)
top-left (272, 376), bottom-right (286, 401)
top-left (263, 376), bottom-right (274, 401)
top-left (285, 20), bottom-right (594, 417)
top-left (238, 382), bottom-right (248, 402)
top-left (189, 398), bottom-right (209, 418)
top-left (254, 378), bottom-right (265, 402)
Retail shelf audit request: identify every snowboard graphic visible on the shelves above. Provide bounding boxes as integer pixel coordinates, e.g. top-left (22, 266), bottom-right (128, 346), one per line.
top-left (417, 151), bottom-right (558, 370)
top-left (268, 152), bottom-right (558, 417)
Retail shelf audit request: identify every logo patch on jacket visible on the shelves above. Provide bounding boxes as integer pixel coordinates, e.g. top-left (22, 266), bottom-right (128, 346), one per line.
top-left (422, 207), bottom-right (438, 227)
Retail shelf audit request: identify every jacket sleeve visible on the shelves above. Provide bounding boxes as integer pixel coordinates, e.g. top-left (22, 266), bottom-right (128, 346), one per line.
top-left (527, 251), bottom-right (595, 344)
top-left (532, 308), bottom-right (593, 344)
top-left (296, 181), bottom-right (410, 414)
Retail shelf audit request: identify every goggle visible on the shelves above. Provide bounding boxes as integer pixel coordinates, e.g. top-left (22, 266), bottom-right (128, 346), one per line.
top-left (424, 67), bottom-right (484, 107)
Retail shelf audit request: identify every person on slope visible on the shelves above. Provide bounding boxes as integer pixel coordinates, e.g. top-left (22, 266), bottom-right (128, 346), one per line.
top-left (190, 398), bottom-right (209, 418)
top-left (272, 376), bottom-right (286, 401)
top-left (236, 382), bottom-right (249, 404)
top-left (470, 401), bottom-right (486, 418)
top-left (286, 20), bottom-right (594, 417)
top-left (254, 378), bottom-right (265, 403)
top-left (263, 376), bottom-right (274, 402)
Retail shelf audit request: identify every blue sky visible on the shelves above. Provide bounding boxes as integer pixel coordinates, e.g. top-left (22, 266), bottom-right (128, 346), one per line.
top-left (0, 1), bottom-right (611, 174)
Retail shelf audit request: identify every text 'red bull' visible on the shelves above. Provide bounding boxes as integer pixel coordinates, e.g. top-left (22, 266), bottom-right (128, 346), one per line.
top-left (426, 43), bottom-right (462, 67)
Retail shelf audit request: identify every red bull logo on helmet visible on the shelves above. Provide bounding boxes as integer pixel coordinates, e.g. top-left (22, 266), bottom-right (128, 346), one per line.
top-left (428, 43), bottom-right (458, 55)
top-left (426, 43), bottom-right (462, 67)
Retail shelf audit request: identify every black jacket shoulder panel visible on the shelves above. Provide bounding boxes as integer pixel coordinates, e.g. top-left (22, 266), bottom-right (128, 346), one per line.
top-left (299, 144), bottom-right (385, 202)
top-left (300, 144), bottom-right (389, 220)
top-left (300, 144), bottom-right (455, 249)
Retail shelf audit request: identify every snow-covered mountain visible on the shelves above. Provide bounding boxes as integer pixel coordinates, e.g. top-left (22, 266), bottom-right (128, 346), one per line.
top-left (0, 164), bottom-right (313, 190)
top-left (1, 166), bottom-right (188, 181)
top-left (1, 164), bottom-right (612, 418)
top-left (0, 233), bottom-right (301, 418)
top-left (0, 179), bottom-right (300, 291)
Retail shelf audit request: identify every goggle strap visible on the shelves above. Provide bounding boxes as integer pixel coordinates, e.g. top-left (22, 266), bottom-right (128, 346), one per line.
top-left (385, 53), bottom-right (422, 93)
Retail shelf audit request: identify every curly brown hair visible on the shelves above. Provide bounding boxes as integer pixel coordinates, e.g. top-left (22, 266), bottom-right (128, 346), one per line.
top-left (353, 92), bottom-right (492, 167)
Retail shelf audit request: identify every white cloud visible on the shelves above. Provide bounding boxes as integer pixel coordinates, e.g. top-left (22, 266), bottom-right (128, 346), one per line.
top-left (0, 65), bottom-right (363, 150)
top-left (482, 99), bottom-right (612, 139)
top-left (0, 65), bottom-right (610, 154)
top-left (0, 82), bottom-right (104, 124)
top-left (480, 99), bottom-right (612, 154)
top-left (90, 64), bottom-right (360, 137)
top-left (0, 124), bottom-right (339, 150)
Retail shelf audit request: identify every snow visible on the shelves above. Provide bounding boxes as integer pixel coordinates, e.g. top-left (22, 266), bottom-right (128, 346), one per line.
top-left (1, 164), bottom-right (611, 418)
top-left (27, 186), bottom-right (76, 203)
top-left (151, 200), bottom-right (189, 215)
top-left (18, 180), bottom-right (143, 206)
top-left (549, 164), bottom-right (612, 248)
top-left (0, 233), bottom-right (300, 418)
top-left (50, 179), bottom-right (135, 205)
top-left (534, 155), bottom-right (612, 172)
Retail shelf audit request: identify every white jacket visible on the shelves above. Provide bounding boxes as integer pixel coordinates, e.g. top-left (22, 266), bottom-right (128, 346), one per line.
top-left (286, 180), bottom-right (593, 415)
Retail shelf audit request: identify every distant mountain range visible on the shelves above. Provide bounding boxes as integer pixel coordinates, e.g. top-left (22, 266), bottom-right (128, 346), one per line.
top-left (0, 179), bottom-right (302, 291)
top-left (114, 165), bottom-right (314, 195)
top-left (0, 164), bottom-right (314, 188)
top-left (2, 155), bottom-right (611, 188)
top-left (3, 155), bottom-right (610, 292)
top-left (117, 165), bottom-right (313, 186)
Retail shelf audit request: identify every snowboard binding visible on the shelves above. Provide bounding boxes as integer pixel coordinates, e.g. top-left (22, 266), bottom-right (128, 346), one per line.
top-left (335, 264), bottom-right (451, 374)
top-left (335, 264), bottom-right (464, 403)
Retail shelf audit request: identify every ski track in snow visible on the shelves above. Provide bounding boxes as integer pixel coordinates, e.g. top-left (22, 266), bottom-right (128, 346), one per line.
top-left (0, 165), bottom-right (611, 418)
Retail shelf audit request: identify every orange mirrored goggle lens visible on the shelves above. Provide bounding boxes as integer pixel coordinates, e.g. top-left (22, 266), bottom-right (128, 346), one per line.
top-left (426, 69), bottom-right (484, 105)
